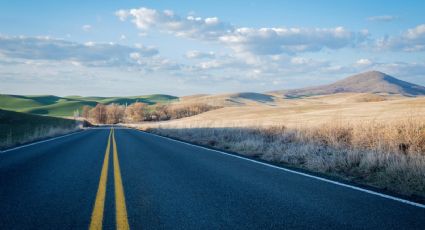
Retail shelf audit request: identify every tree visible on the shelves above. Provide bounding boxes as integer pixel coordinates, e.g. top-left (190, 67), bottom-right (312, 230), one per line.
top-left (82, 106), bottom-right (91, 119)
top-left (90, 104), bottom-right (107, 123)
top-left (125, 102), bottom-right (147, 122)
top-left (155, 104), bottom-right (171, 120)
top-left (106, 103), bottom-right (124, 124)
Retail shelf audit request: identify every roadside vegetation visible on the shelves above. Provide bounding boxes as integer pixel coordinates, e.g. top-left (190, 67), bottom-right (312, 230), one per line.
top-left (145, 118), bottom-right (425, 199)
top-left (81, 102), bottom-right (221, 124)
top-left (0, 109), bottom-right (83, 149)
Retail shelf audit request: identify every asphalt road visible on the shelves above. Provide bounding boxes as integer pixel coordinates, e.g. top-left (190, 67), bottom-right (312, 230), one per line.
top-left (0, 127), bottom-right (424, 229)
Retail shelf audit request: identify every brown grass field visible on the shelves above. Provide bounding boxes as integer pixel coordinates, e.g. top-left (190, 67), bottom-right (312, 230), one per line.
top-left (128, 93), bottom-right (425, 199)
top-left (141, 93), bottom-right (425, 128)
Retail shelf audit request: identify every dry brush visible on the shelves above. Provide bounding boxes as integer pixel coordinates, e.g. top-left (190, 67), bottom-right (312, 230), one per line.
top-left (146, 118), bottom-right (425, 199)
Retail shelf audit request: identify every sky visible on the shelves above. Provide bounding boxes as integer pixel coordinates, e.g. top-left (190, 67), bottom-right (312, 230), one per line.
top-left (0, 0), bottom-right (424, 96)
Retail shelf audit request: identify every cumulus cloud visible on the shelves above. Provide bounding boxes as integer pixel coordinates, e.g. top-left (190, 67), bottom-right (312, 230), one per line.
top-left (115, 8), bottom-right (231, 41)
top-left (116, 7), bottom-right (368, 55)
top-left (376, 24), bottom-right (425, 52)
top-left (367, 15), bottom-right (398, 22)
top-left (0, 36), bottom-right (159, 67)
top-left (185, 50), bottom-right (215, 59)
top-left (219, 27), bottom-right (368, 55)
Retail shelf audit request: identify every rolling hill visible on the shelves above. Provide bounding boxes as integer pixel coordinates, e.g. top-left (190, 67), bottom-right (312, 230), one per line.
top-left (274, 71), bottom-right (425, 97)
top-left (2, 71), bottom-right (424, 117)
top-left (0, 94), bottom-right (178, 117)
top-left (178, 92), bottom-right (278, 107)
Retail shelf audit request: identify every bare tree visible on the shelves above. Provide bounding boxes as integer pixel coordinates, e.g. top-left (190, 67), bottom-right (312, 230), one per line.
top-left (106, 103), bottom-right (125, 124)
top-left (90, 104), bottom-right (107, 124)
top-left (84, 102), bottom-right (218, 124)
top-left (124, 102), bottom-right (147, 122)
top-left (155, 104), bottom-right (171, 121)
top-left (82, 106), bottom-right (91, 119)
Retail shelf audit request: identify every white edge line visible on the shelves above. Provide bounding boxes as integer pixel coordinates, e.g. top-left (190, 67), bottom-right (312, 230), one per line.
top-left (1, 129), bottom-right (89, 153)
top-left (136, 129), bottom-right (425, 209)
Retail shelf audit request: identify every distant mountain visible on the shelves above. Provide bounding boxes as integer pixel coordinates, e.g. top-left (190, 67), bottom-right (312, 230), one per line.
top-left (274, 71), bottom-right (425, 97)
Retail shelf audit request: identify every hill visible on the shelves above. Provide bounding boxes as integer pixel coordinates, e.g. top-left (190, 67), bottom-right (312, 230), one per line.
top-left (178, 92), bottom-right (278, 107)
top-left (0, 109), bottom-right (81, 149)
top-left (274, 71), bottom-right (425, 97)
top-left (0, 94), bottom-right (178, 117)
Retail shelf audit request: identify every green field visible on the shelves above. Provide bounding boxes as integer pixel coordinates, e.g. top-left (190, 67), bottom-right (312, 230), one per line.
top-left (0, 109), bottom-right (81, 149)
top-left (0, 94), bottom-right (178, 117)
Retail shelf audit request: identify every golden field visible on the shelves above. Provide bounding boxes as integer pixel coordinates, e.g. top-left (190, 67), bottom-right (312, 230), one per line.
top-left (138, 92), bottom-right (425, 128)
top-left (128, 93), bottom-right (425, 199)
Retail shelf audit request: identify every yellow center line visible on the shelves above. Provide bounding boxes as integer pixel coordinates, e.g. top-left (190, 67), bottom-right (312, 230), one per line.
top-left (112, 128), bottom-right (130, 230)
top-left (89, 128), bottom-right (130, 230)
top-left (89, 128), bottom-right (112, 230)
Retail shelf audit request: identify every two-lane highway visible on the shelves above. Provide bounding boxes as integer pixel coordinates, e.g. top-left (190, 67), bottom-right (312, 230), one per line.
top-left (0, 127), bottom-right (424, 229)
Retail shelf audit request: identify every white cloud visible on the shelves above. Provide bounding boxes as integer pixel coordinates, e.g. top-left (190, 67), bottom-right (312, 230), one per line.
top-left (2, 35), bottom-right (424, 95)
top-left (220, 27), bottom-right (367, 55)
top-left (116, 9), bottom-right (130, 21)
top-left (405, 24), bottom-right (425, 40)
top-left (82, 24), bottom-right (92, 32)
top-left (0, 36), bottom-right (159, 67)
top-left (367, 15), bottom-right (398, 22)
top-left (376, 24), bottom-right (425, 52)
top-left (185, 50), bottom-right (215, 59)
top-left (117, 7), bottom-right (367, 55)
top-left (356, 58), bottom-right (373, 66)
top-left (116, 8), bottom-right (231, 41)
top-left (205, 17), bottom-right (219, 25)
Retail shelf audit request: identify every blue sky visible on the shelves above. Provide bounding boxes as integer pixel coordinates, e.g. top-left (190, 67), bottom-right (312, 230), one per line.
top-left (0, 0), bottom-right (424, 96)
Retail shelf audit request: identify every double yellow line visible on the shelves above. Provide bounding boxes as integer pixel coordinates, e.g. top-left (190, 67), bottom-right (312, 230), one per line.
top-left (89, 128), bottom-right (129, 230)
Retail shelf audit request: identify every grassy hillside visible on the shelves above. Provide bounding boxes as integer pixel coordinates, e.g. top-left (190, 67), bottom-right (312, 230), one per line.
top-left (0, 94), bottom-right (178, 117)
top-left (177, 92), bottom-right (278, 107)
top-left (0, 109), bottom-right (81, 149)
top-left (0, 95), bottom-right (63, 110)
top-left (96, 94), bottom-right (177, 105)
top-left (22, 100), bottom-right (98, 117)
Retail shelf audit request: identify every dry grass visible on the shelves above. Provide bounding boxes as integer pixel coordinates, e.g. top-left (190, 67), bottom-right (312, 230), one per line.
top-left (141, 93), bottom-right (425, 128)
top-left (1, 125), bottom-right (81, 149)
top-left (126, 94), bottom-right (425, 199)
top-left (143, 118), bottom-right (425, 198)
top-left (0, 109), bottom-right (83, 149)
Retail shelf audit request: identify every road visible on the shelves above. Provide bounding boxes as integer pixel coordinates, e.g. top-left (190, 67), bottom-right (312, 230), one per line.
top-left (0, 127), bottom-right (424, 229)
